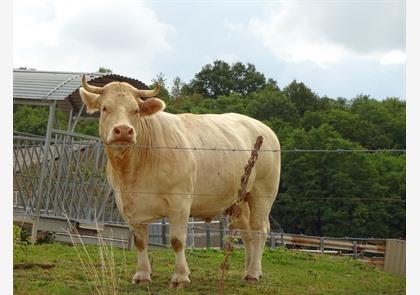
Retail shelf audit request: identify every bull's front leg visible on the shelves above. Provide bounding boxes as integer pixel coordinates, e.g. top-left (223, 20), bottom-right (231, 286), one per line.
top-left (131, 224), bottom-right (152, 284)
top-left (168, 208), bottom-right (191, 288)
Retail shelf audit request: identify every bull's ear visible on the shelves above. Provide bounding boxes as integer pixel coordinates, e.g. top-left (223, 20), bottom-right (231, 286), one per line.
top-left (139, 98), bottom-right (166, 116)
top-left (79, 87), bottom-right (100, 114)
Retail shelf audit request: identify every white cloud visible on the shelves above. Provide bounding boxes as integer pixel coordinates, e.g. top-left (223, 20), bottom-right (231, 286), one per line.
top-left (229, 1), bottom-right (405, 67)
top-left (380, 50), bottom-right (406, 65)
top-left (13, 0), bottom-right (175, 82)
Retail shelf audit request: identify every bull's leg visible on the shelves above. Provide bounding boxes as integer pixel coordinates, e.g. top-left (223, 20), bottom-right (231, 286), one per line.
top-left (168, 210), bottom-right (191, 288)
top-left (234, 203), bottom-right (254, 276)
top-left (245, 186), bottom-right (275, 281)
top-left (131, 225), bottom-right (152, 284)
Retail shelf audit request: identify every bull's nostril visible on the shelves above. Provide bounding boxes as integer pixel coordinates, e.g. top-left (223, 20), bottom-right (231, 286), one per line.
top-left (128, 128), bottom-right (133, 136)
top-left (114, 128), bottom-right (121, 135)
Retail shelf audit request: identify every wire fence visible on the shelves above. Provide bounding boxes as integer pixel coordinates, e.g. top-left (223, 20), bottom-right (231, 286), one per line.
top-left (13, 142), bottom-right (406, 153)
top-left (13, 131), bottom-right (406, 240)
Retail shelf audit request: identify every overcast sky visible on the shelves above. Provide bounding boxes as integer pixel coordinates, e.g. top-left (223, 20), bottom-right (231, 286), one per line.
top-left (13, 0), bottom-right (405, 100)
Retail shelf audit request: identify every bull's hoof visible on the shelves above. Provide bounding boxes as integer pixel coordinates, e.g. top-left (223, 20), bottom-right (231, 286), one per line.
top-left (169, 281), bottom-right (190, 289)
top-left (244, 274), bottom-right (259, 283)
top-left (169, 274), bottom-right (190, 289)
top-left (132, 272), bottom-right (151, 284)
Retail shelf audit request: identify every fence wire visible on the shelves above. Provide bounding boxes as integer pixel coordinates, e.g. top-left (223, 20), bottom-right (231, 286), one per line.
top-left (13, 143), bottom-right (406, 153)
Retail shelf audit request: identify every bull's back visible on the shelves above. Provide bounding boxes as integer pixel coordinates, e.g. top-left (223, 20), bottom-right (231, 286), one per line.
top-left (176, 113), bottom-right (281, 218)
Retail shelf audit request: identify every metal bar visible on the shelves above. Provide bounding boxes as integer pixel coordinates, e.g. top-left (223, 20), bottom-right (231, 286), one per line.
top-left (67, 108), bottom-right (74, 132)
top-left (44, 140), bottom-right (63, 216)
top-left (206, 223), bottom-right (211, 249)
top-left (52, 127), bottom-right (99, 141)
top-left (219, 217), bottom-right (224, 250)
top-left (320, 237), bottom-right (325, 254)
top-left (270, 232), bottom-right (276, 249)
top-left (161, 218), bottom-right (167, 245)
top-left (13, 99), bottom-right (53, 107)
top-left (52, 141), bottom-right (67, 216)
top-left (30, 101), bottom-right (56, 244)
top-left (43, 74), bottom-right (81, 100)
top-left (68, 142), bottom-right (82, 219)
top-left (353, 241), bottom-right (358, 259)
top-left (70, 104), bottom-right (85, 132)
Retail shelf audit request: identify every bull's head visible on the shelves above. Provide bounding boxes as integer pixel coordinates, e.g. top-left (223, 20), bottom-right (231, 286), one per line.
top-left (79, 74), bottom-right (165, 145)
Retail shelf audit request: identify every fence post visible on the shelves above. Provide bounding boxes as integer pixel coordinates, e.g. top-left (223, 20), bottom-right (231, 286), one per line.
top-left (270, 232), bottom-right (276, 249)
top-left (320, 237), bottom-right (324, 254)
top-left (30, 101), bottom-right (56, 244)
top-left (353, 240), bottom-right (358, 259)
top-left (161, 218), bottom-right (167, 246)
top-left (219, 218), bottom-right (224, 250)
top-left (280, 233), bottom-right (284, 247)
top-left (206, 223), bottom-right (211, 249)
top-left (127, 230), bottom-right (134, 251)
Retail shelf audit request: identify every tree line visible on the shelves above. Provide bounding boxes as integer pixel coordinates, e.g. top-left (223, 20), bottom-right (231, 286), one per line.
top-left (13, 61), bottom-right (405, 238)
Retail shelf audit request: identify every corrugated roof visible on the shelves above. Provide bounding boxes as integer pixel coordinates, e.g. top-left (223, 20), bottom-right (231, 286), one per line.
top-left (13, 70), bottom-right (149, 114)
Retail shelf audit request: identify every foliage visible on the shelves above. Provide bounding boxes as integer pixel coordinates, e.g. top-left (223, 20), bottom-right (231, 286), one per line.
top-left (184, 60), bottom-right (267, 98)
top-left (97, 67), bottom-right (113, 74)
top-left (13, 105), bottom-right (67, 136)
top-left (13, 60), bottom-right (406, 238)
top-left (13, 242), bottom-right (405, 294)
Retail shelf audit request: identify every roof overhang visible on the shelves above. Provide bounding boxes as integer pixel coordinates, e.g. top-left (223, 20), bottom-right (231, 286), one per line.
top-left (13, 70), bottom-right (149, 116)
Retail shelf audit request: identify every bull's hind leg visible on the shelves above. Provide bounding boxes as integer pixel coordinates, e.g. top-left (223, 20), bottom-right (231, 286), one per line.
top-left (245, 183), bottom-right (276, 281)
top-left (132, 224), bottom-right (152, 284)
top-left (234, 203), bottom-right (253, 277)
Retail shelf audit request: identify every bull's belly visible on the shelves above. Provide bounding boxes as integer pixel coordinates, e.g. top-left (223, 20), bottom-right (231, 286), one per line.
top-left (190, 195), bottom-right (234, 219)
top-left (115, 192), bottom-right (166, 228)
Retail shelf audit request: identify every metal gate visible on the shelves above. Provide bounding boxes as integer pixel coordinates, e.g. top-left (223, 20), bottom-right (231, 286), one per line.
top-left (13, 129), bottom-right (123, 224)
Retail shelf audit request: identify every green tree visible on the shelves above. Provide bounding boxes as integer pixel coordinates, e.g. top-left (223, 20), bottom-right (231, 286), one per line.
top-left (283, 80), bottom-right (319, 117)
top-left (97, 67), bottom-right (113, 73)
top-left (185, 60), bottom-right (267, 98)
top-left (171, 76), bottom-right (184, 100)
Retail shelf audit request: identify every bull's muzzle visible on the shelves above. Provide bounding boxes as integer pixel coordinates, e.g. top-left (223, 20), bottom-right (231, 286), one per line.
top-left (109, 124), bottom-right (136, 145)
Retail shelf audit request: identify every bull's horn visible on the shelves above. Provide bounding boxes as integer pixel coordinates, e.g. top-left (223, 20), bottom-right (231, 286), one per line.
top-left (82, 74), bottom-right (103, 94)
top-left (137, 83), bottom-right (160, 98)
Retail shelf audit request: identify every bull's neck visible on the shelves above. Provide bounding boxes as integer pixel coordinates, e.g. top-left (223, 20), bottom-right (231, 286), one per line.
top-left (105, 115), bottom-right (163, 184)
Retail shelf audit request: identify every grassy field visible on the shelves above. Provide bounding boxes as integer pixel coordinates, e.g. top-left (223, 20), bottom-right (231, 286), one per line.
top-left (13, 235), bottom-right (405, 295)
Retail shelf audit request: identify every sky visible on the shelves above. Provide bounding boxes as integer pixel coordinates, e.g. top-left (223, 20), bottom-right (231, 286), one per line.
top-left (13, 0), bottom-right (406, 100)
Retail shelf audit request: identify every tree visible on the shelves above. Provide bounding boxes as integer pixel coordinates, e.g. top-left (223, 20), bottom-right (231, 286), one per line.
top-left (97, 67), bottom-right (113, 74)
top-left (13, 106), bottom-right (67, 135)
top-left (150, 72), bottom-right (170, 101)
top-left (185, 60), bottom-right (267, 98)
top-left (170, 76), bottom-right (184, 100)
top-left (283, 80), bottom-right (319, 117)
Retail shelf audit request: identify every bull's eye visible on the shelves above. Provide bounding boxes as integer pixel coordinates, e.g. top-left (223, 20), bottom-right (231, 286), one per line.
top-left (102, 106), bottom-right (107, 112)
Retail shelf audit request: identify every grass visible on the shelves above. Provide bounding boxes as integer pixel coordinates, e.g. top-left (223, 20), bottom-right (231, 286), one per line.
top-left (13, 239), bottom-right (405, 295)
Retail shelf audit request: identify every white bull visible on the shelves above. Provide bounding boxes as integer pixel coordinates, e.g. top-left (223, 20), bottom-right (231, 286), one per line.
top-left (79, 75), bottom-right (281, 288)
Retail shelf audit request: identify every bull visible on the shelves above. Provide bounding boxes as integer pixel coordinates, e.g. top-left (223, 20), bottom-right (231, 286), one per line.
top-left (79, 75), bottom-right (281, 288)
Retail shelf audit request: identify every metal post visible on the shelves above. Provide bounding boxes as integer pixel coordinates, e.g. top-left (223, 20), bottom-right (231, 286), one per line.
top-left (353, 240), bottom-right (358, 259)
top-left (320, 237), bottom-right (324, 254)
top-left (70, 105), bottom-right (85, 132)
top-left (206, 223), bottom-right (211, 249)
top-left (219, 217), bottom-right (224, 250)
top-left (30, 102), bottom-right (56, 244)
top-left (67, 108), bottom-right (74, 132)
top-left (270, 232), bottom-right (276, 249)
top-left (280, 233), bottom-right (284, 247)
top-left (128, 231), bottom-right (135, 250)
top-left (161, 218), bottom-right (167, 246)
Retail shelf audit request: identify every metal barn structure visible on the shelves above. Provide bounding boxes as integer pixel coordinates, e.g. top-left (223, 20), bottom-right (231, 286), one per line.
top-left (13, 70), bottom-right (222, 248)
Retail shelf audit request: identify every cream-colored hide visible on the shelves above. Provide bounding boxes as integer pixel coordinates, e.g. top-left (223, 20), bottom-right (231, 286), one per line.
top-left (79, 76), bottom-right (281, 288)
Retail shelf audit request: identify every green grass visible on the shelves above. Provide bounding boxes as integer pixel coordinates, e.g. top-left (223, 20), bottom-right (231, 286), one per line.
top-left (14, 240), bottom-right (405, 295)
